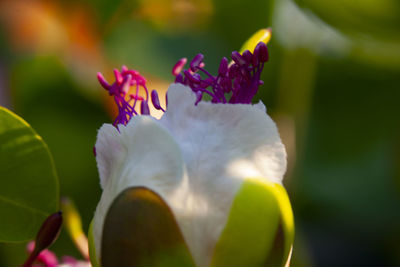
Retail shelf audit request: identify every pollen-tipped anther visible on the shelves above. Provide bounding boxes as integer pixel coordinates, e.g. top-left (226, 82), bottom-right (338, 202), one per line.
top-left (231, 51), bottom-right (247, 66)
top-left (140, 100), bottom-right (150, 115)
top-left (218, 57), bottom-right (229, 76)
top-left (151, 90), bottom-right (165, 111)
top-left (242, 50), bottom-right (253, 64)
top-left (255, 42), bottom-right (269, 63)
top-left (113, 69), bottom-right (123, 84)
top-left (98, 67), bottom-right (164, 127)
top-left (190, 54), bottom-right (204, 72)
top-left (121, 74), bottom-right (132, 96)
top-left (173, 41), bottom-right (269, 105)
top-left (97, 73), bottom-right (110, 90)
top-left (172, 58), bottom-right (187, 76)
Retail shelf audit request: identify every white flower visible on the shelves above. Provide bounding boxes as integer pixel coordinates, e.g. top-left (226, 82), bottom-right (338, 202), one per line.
top-left (93, 83), bottom-right (289, 266)
top-left (92, 43), bottom-right (294, 266)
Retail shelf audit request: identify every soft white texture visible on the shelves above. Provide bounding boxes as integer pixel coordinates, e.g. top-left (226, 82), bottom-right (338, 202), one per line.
top-left (93, 84), bottom-right (287, 267)
top-left (93, 115), bottom-right (185, 262)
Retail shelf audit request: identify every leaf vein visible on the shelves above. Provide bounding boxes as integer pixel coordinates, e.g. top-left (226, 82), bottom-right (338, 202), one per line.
top-left (0, 195), bottom-right (49, 216)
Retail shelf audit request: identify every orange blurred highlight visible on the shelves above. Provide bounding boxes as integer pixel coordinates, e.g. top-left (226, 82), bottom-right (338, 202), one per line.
top-left (0, 1), bottom-right (66, 53)
top-left (0, 0), bottom-right (104, 87)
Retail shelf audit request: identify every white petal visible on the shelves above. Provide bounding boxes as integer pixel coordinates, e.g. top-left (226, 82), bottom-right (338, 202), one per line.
top-left (93, 116), bottom-right (185, 258)
top-left (95, 123), bottom-right (123, 189)
top-left (159, 84), bottom-right (287, 266)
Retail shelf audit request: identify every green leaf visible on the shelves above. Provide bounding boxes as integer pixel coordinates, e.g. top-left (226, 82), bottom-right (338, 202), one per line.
top-left (293, 0), bottom-right (400, 41)
top-left (101, 186), bottom-right (195, 267)
top-left (210, 179), bottom-right (294, 267)
top-left (0, 107), bottom-right (59, 242)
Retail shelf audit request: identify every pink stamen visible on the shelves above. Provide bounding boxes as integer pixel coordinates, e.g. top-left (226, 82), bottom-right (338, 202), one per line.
top-left (173, 41), bottom-right (269, 104)
top-left (172, 58), bottom-right (187, 76)
top-left (97, 67), bottom-right (165, 127)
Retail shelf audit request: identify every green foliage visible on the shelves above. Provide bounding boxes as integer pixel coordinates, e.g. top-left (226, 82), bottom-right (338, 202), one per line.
top-left (293, 0), bottom-right (400, 40)
top-left (0, 107), bottom-right (59, 242)
top-left (10, 57), bottom-right (106, 259)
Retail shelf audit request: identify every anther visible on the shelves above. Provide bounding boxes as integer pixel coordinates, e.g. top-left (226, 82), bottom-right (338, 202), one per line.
top-left (190, 54), bottom-right (204, 72)
top-left (172, 58), bottom-right (187, 76)
top-left (140, 100), bottom-right (150, 115)
top-left (151, 90), bottom-right (165, 111)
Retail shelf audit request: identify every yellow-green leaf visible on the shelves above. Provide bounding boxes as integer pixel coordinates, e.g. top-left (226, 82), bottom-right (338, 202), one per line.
top-left (210, 179), bottom-right (294, 267)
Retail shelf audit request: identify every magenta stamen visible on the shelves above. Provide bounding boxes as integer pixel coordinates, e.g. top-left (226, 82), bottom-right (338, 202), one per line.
top-left (218, 57), bottom-right (229, 76)
top-left (132, 83), bottom-right (140, 111)
top-left (121, 74), bottom-right (132, 95)
top-left (97, 73), bottom-right (110, 89)
top-left (151, 90), bottom-right (165, 112)
top-left (231, 51), bottom-right (247, 66)
top-left (172, 58), bottom-right (187, 76)
top-left (258, 43), bottom-right (269, 62)
top-left (242, 50), bottom-right (253, 64)
top-left (113, 69), bottom-right (123, 84)
top-left (140, 100), bottom-right (150, 115)
top-left (190, 54), bottom-right (204, 72)
top-left (172, 41), bottom-right (269, 105)
top-left (97, 67), bottom-right (163, 127)
top-left (97, 42), bottom-right (269, 128)
top-left (195, 91), bottom-right (203, 105)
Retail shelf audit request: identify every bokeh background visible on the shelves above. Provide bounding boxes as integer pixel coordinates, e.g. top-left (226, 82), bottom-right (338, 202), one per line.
top-left (1, 0), bottom-right (400, 266)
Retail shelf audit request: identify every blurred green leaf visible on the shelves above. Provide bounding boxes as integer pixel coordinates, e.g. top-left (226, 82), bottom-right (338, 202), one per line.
top-left (0, 107), bottom-right (59, 242)
top-left (10, 56), bottom-right (106, 258)
top-left (293, 0), bottom-right (400, 41)
top-left (212, 0), bottom-right (273, 48)
top-left (291, 57), bottom-right (400, 264)
top-left (104, 19), bottom-right (228, 79)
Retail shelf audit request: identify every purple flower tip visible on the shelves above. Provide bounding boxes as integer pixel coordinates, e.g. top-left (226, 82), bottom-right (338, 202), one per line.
top-left (173, 41), bottom-right (269, 104)
top-left (23, 212), bottom-right (63, 267)
top-left (35, 212), bottom-right (63, 251)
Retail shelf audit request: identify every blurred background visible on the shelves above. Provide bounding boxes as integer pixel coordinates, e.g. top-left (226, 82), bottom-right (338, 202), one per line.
top-left (0, 0), bottom-right (399, 266)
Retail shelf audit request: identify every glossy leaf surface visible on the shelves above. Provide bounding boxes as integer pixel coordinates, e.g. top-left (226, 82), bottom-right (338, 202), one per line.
top-left (0, 107), bottom-right (59, 242)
